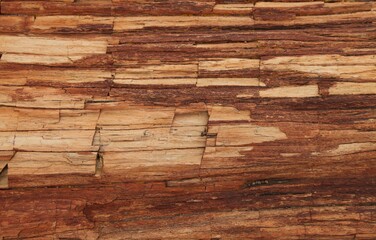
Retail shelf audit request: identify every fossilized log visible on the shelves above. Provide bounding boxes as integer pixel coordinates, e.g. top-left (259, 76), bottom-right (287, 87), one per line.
top-left (0, 0), bottom-right (375, 239)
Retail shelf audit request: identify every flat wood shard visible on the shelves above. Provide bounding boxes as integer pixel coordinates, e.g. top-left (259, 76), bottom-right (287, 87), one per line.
top-left (329, 82), bottom-right (376, 95)
top-left (0, 68), bottom-right (112, 86)
top-left (1, 0), bottom-right (376, 239)
top-left (261, 55), bottom-right (376, 81)
top-left (9, 152), bottom-right (96, 175)
top-left (0, 35), bottom-right (107, 65)
top-left (114, 16), bottom-right (254, 31)
top-left (30, 16), bottom-right (114, 33)
top-left (259, 85), bottom-right (319, 98)
top-left (212, 124), bottom-right (287, 146)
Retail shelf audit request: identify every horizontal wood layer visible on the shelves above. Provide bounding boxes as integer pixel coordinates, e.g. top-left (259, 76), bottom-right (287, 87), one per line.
top-left (0, 0), bottom-right (375, 239)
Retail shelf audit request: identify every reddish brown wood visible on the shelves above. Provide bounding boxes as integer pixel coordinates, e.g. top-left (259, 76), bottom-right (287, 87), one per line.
top-left (0, 0), bottom-right (376, 239)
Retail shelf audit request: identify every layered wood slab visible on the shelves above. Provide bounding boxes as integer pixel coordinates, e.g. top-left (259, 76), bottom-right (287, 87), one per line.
top-left (0, 0), bottom-right (376, 239)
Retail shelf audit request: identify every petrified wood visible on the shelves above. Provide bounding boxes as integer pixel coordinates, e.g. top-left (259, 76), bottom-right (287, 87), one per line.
top-left (0, 0), bottom-right (376, 239)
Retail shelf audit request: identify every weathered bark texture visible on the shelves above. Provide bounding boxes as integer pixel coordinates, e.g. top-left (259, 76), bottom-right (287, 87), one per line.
top-left (0, 0), bottom-right (376, 239)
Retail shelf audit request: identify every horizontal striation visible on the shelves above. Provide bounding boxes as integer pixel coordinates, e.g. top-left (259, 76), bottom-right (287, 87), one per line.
top-left (0, 0), bottom-right (375, 239)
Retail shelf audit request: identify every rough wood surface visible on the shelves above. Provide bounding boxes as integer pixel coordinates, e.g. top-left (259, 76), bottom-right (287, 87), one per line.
top-left (0, 0), bottom-right (376, 239)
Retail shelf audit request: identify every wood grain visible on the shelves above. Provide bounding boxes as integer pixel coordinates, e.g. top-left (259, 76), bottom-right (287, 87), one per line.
top-left (0, 0), bottom-right (375, 239)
